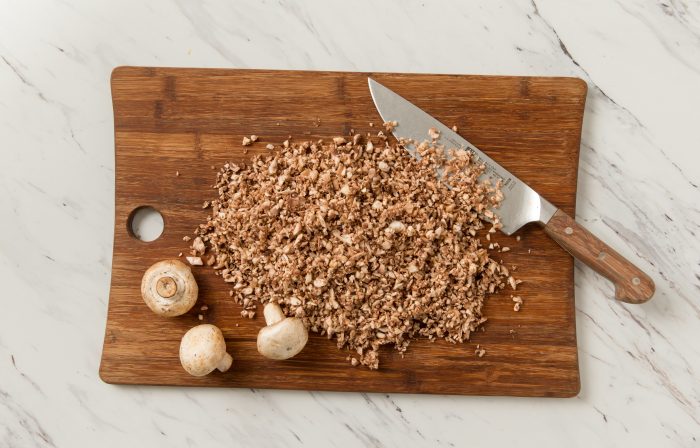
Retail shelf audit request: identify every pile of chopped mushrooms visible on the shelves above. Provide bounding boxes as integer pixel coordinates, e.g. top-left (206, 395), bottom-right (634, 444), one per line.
top-left (185, 129), bottom-right (520, 369)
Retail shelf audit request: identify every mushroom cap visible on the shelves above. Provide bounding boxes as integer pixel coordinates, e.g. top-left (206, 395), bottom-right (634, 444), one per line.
top-left (179, 324), bottom-right (230, 376)
top-left (257, 314), bottom-right (309, 360)
top-left (141, 259), bottom-right (198, 317)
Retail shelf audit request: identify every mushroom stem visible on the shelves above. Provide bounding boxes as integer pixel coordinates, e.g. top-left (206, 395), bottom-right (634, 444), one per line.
top-left (156, 276), bottom-right (178, 298)
top-left (217, 352), bottom-right (233, 372)
top-left (263, 302), bottom-right (286, 325)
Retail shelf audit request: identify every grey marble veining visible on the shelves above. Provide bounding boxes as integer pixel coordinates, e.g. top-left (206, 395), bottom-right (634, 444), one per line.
top-left (1, 0), bottom-right (699, 446)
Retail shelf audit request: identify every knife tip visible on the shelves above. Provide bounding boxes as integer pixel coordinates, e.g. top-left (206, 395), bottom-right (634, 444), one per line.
top-left (367, 77), bottom-right (383, 99)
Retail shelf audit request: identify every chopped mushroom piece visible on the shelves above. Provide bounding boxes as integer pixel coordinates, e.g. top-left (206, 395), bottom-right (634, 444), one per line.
top-left (428, 127), bottom-right (440, 139)
top-left (508, 276), bottom-right (518, 290)
top-left (512, 295), bottom-right (523, 312)
top-left (141, 259), bottom-right (198, 317)
top-left (179, 324), bottom-right (233, 376)
top-left (250, 135), bottom-right (259, 142)
top-left (242, 136), bottom-right (252, 146)
top-left (186, 256), bottom-right (203, 266)
top-left (192, 237), bottom-right (206, 254)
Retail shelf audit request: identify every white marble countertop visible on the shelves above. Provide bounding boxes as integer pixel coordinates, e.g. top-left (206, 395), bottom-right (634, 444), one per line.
top-left (2, 0), bottom-right (699, 446)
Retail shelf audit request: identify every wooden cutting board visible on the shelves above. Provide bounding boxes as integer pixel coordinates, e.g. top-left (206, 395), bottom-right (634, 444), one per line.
top-left (100, 67), bottom-right (587, 397)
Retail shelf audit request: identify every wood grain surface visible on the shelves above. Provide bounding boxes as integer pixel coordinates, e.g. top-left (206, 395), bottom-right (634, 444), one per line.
top-left (100, 67), bottom-right (587, 397)
top-left (544, 209), bottom-right (655, 304)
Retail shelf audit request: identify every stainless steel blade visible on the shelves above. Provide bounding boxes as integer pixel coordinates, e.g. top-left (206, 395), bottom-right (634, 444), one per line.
top-left (368, 78), bottom-right (557, 235)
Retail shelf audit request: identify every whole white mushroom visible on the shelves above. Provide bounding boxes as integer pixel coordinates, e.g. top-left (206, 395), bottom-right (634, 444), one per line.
top-left (179, 324), bottom-right (233, 376)
top-left (257, 302), bottom-right (308, 360)
top-left (141, 259), bottom-right (198, 317)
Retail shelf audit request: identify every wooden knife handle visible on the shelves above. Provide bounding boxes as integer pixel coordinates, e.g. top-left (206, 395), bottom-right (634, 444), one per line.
top-left (544, 209), bottom-right (655, 304)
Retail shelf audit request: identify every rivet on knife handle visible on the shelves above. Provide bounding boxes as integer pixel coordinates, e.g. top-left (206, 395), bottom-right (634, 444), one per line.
top-left (543, 209), bottom-right (655, 304)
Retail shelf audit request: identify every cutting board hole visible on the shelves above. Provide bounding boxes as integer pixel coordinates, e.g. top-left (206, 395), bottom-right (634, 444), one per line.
top-left (128, 206), bottom-right (164, 242)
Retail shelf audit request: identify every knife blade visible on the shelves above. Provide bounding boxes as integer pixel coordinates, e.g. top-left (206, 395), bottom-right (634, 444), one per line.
top-left (368, 77), bottom-right (556, 236)
top-left (368, 77), bottom-right (655, 304)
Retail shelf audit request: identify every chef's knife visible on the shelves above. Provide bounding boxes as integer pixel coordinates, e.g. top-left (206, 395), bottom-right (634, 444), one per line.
top-left (368, 78), bottom-right (654, 304)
